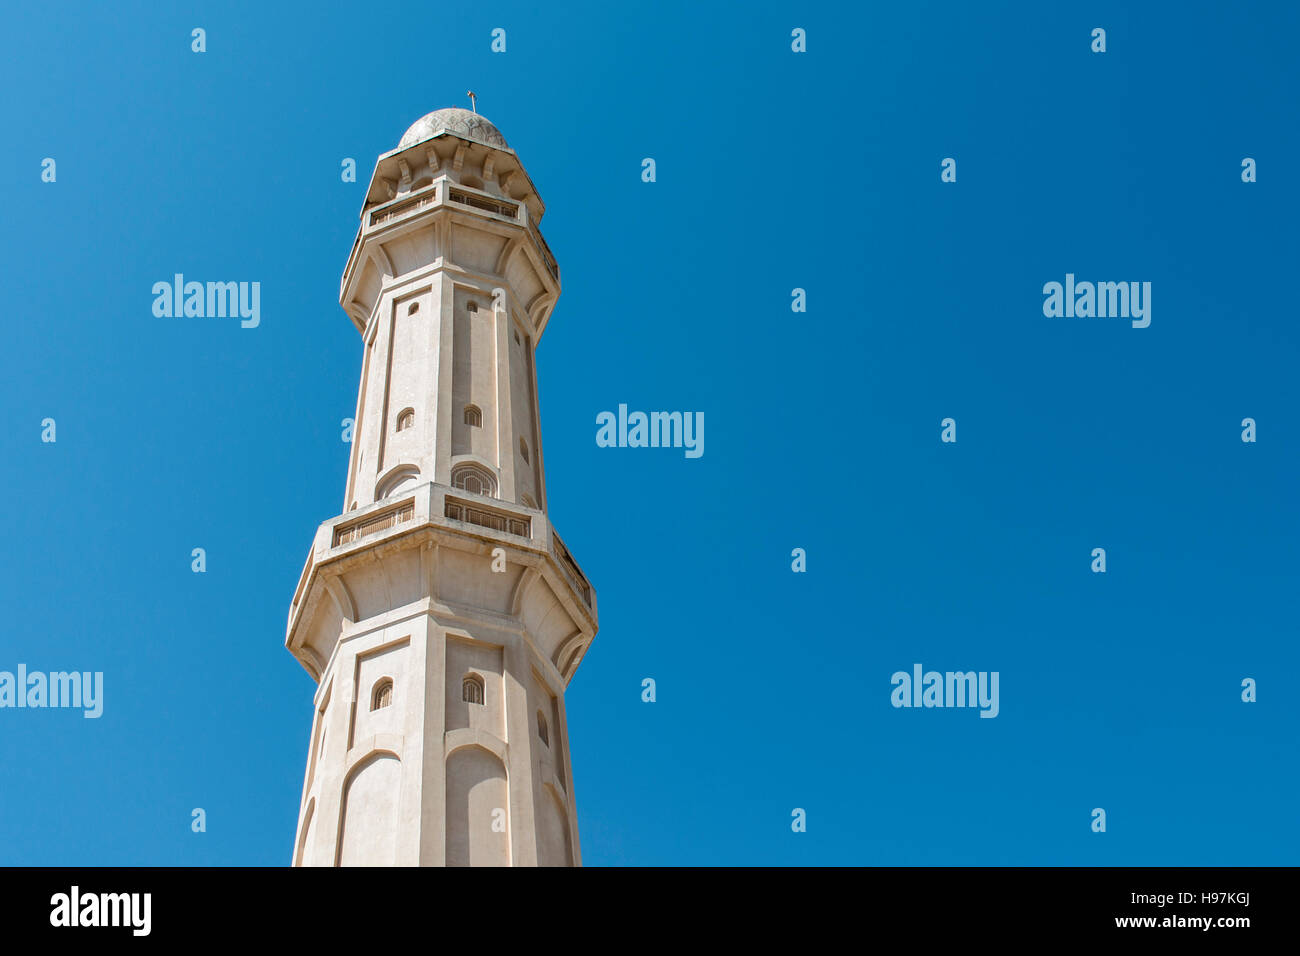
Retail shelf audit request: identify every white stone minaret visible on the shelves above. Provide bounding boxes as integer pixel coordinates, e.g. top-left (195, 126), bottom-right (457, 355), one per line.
top-left (285, 108), bottom-right (598, 867)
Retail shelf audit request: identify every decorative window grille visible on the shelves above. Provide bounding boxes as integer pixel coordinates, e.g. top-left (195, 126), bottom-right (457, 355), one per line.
top-left (463, 675), bottom-right (485, 706)
top-left (450, 463), bottom-right (496, 498)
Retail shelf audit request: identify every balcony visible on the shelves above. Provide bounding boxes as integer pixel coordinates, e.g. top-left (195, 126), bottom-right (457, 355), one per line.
top-left (289, 481), bottom-right (594, 644)
top-left (364, 180), bottom-right (525, 232)
top-left (343, 179), bottom-right (560, 309)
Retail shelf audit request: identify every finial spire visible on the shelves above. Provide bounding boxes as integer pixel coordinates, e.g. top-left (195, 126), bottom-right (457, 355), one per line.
top-left (466, 90), bottom-right (477, 114)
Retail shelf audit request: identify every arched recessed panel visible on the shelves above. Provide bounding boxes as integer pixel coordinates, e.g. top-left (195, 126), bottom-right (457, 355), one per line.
top-left (376, 465), bottom-right (421, 501)
top-left (296, 798), bottom-right (317, 867)
top-left (445, 746), bottom-right (509, 867)
top-left (338, 753), bottom-right (402, 866)
top-left (537, 786), bottom-right (572, 867)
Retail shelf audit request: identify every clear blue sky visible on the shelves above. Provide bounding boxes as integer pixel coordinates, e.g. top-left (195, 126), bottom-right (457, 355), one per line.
top-left (1, 0), bottom-right (1296, 866)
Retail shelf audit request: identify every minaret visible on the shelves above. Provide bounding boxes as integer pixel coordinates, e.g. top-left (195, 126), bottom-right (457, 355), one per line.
top-left (285, 107), bottom-right (598, 867)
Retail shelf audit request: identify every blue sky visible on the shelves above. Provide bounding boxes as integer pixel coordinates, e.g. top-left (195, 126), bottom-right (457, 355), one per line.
top-left (1, 0), bottom-right (1297, 865)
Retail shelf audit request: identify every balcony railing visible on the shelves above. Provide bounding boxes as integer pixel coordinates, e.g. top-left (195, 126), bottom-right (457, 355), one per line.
top-left (448, 187), bottom-right (520, 221)
top-left (334, 500), bottom-right (415, 546)
top-left (526, 225), bottom-right (559, 282)
top-left (551, 531), bottom-right (591, 608)
top-left (355, 181), bottom-right (557, 287)
top-left (369, 187), bottom-right (438, 227)
top-left (444, 497), bottom-right (530, 538)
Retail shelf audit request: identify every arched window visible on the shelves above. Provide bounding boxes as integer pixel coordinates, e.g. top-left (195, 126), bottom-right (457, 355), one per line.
top-left (396, 408), bottom-right (415, 432)
top-left (371, 679), bottom-right (393, 711)
top-left (467, 300), bottom-right (478, 314)
top-left (518, 438), bottom-right (529, 464)
top-left (536, 710), bottom-right (549, 747)
top-left (464, 404), bottom-right (482, 427)
top-left (462, 674), bottom-right (485, 706)
top-left (407, 301), bottom-right (420, 315)
top-left (451, 463), bottom-right (496, 498)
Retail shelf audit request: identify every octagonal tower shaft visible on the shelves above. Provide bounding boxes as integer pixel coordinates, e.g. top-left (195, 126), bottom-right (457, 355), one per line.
top-left (285, 109), bottom-right (597, 868)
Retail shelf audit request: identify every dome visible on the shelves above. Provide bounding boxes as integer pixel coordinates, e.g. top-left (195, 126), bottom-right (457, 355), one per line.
top-left (398, 108), bottom-right (508, 150)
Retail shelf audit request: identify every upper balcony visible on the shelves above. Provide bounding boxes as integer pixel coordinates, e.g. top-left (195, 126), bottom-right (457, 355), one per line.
top-left (340, 177), bottom-right (560, 327)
